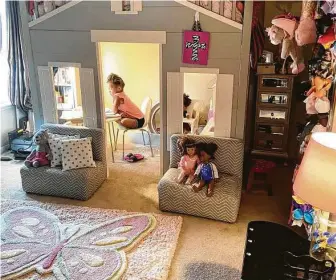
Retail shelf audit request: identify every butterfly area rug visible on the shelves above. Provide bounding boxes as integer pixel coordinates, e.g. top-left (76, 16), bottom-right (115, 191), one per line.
top-left (0, 199), bottom-right (183, 280)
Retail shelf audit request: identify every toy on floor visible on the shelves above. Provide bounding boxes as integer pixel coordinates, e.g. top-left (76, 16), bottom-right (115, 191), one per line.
top-left (192, 142), bottom-right (218, 197)
top-left (124, 153), bottom-right (144, 163)
top-left (176, 137), bottom-right (199, 184)
top-left (24, 129), bottom-right (52, 168)
top-left (266, 15), bottom-right (305, 74)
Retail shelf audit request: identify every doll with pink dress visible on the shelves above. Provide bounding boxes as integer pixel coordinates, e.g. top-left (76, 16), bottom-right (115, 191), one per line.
top-left (176, 137), bottom-right (199, 185)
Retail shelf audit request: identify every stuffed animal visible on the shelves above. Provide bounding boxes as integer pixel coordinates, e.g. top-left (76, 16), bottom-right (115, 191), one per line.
top-left (309, 46), bottom-right (334, 79)
top-left (295, 0), bottom-right (317, 46)
top-left (321, 0), bottom-right (336, 20)
top-left (306, 76), bottom-right (333, 98)
top-left (317, 24), bottom-right (336, 49)
top-left (176, 137), bottom-right (199, 185)
top-left (192, 142), bottom-right (218, 197)
top-left (266, 23), bottom-right (305, 74)
top-left (24, 129), bottom-right (52, 168)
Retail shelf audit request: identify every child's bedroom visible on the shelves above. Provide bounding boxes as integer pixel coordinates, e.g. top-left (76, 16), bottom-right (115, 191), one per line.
top-left (1, 0), bottom-right (336, 280)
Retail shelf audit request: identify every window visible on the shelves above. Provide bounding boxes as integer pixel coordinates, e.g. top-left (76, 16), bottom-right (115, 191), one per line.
top-left (0, 0), bottom-right (10, 107)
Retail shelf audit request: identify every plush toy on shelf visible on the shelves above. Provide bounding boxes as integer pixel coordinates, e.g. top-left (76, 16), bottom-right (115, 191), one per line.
top-left (295, 0), bottom-right (317, 46)
top-left (266, 14), bottom-right (305, 74)
top-left (24, 129), bottom-right (52, 168)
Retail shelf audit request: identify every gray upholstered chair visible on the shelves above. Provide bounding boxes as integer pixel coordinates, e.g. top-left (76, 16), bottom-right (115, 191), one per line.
top-left (20, 124), bottom-right (107, 200)
top-left (158, 134), bottom-right (244, 222)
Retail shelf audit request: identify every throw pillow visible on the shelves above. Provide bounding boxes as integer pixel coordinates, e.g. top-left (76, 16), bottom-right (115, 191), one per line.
top-left (61, 138), bottom-right (96, 171)
top-left (49, 135), bottom-right (80, 167)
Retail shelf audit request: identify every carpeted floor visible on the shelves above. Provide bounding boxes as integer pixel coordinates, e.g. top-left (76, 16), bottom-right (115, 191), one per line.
top-left (1, 147), bottom-right (294, 280)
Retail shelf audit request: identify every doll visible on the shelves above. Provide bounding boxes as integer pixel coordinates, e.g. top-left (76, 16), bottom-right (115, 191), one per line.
top-left (24, 129), bottom-right (52, 168)
top-left (192, 142), bottom-right (218, 197)
top-left (176, 137), bottom-right (199, 185)
top-left (266, 22), bottom-right (305, 75)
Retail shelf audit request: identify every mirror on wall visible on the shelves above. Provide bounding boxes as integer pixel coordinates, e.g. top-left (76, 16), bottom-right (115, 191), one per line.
top-left (183, 73), bottom-right (217, 136)
top-left (52, 66), bottom-right (83, 125)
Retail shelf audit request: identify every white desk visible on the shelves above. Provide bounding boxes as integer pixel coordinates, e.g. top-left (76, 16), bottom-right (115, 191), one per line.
top-left (106, 114), bottom-right (121, 163)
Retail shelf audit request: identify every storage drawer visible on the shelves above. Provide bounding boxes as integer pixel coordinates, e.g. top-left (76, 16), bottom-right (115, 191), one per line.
top-left (255, 123), bottom-right (286, 138)
top-left (259, 92), bottom-right (290, 107)
top-left (258, 75), bottom-right (293, 92)
top-left (256, 108), bottom-right (288, 123)
top-left (254, 138), bottom-right (285, 152)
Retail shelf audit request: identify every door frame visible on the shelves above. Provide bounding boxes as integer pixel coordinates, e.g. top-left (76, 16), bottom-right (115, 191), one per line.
top-left (180, 67), bottom-right (219, 74)
top-left (92, 30), bottom-right (166, 173)
top-left (167, 68), bottom-right (234, 142)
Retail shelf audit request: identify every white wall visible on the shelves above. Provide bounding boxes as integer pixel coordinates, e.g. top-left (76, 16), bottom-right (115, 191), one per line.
top-left (1, 105), bottom-right (16, 152)
top-left (100, 42), bottom-right (160, 110)
top-left (184, 73), bottom-right (217, 123)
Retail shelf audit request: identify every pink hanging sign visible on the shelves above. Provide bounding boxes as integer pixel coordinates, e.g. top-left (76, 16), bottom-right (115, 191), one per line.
top-left (182, 30), bottom-right (210, 65)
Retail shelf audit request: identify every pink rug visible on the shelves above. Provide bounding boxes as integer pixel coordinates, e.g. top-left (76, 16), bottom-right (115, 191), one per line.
top-left (0, 199), bottom-right (182, 280)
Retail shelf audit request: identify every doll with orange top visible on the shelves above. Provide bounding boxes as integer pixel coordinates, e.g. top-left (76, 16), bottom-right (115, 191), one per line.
top-left (176, 137), bottom-right (199, 185)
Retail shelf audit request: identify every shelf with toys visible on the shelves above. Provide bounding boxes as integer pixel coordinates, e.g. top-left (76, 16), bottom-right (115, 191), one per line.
top-left (28, 1), bottom-right (83, 28)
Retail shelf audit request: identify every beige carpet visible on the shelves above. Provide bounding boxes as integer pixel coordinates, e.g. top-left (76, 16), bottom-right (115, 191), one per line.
top-left (1, 147), bottom-right (294, 280)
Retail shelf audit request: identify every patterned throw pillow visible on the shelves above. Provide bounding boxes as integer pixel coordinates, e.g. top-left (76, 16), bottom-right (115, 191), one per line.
top-left (48, 135), bottom-right (80, 167)
top-left (61, 138), bottom-right (96, 171)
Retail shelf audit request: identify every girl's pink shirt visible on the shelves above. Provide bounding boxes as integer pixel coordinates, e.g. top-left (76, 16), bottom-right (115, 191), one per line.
top-left (115, 92), bottom-right (144, 119)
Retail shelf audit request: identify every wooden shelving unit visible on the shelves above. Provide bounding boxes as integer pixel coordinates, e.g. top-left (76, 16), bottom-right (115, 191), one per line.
top-left (252, 74), bottom-right (295, 159)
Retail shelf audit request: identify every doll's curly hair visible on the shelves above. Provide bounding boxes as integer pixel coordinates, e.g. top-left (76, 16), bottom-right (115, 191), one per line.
top-left (196, 142), bottom-right (218, 159)
top-left (177, 137), bottom-right (197, 156)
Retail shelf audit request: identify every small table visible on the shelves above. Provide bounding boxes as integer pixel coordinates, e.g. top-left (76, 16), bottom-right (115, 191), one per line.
top-left (106, 114), bottom-right (121, 163)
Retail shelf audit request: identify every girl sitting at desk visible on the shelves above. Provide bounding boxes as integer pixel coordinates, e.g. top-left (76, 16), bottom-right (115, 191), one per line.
top-left (107, 73), bottom-right (145, 129)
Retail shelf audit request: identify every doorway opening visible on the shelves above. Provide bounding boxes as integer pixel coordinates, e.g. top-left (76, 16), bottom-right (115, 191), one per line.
top-left (166, 69), bottom-right (233, 151)
top-left (183, 73), bottom-right (217, 136)
top-left (98, 42), bottom-right (161, 166)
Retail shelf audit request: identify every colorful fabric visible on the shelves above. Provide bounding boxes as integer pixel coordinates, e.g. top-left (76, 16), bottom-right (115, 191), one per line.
top-left (289, 195), bottom-right (316, 237)
top-left (114, 92), bottom-right (144, 120)
top-left (179, 155), bottom-right (199, 175)
top-left (195, 162), bottom-right (219, 181)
